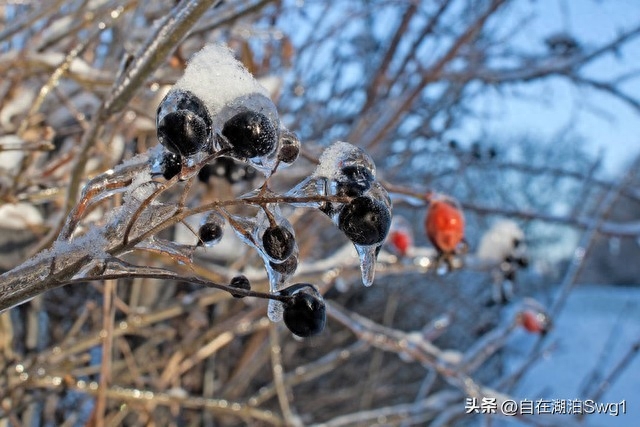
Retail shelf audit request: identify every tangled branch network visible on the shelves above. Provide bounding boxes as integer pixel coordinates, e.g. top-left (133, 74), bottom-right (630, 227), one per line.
top-left (0, 44), bottom-right (393, 338)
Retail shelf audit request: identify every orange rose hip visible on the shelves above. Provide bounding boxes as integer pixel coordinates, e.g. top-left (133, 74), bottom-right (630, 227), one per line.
top-left (425, 197), bottom-right (465, 254)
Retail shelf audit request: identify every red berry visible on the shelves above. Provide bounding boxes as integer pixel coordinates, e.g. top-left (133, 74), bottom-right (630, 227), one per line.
top-left (425, 197), bottom-right (465, 254)
top-left (520, 310), bottom-right (548, 334)
top-left (389, 230), bottom-right (411, 256)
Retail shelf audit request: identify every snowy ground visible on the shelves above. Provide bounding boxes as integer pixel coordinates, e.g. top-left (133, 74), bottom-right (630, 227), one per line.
top-left (499, 284), bottom-right (640, 426)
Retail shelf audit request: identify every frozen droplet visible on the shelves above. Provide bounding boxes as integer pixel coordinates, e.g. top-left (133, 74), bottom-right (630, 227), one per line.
top-left (355, 244), bottom-right (379, 287)
top-left (285, 176), bottom-right (329, 208)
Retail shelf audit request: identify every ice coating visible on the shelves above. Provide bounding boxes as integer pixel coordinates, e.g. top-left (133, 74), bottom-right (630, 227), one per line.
top-left (172, 44), bottom-right (279, 132)
top-left (352, 182), bottom-right (392, 286)
top-left (224, 206), bottom-right (299, 322)
top-left (287, 142), bottom-right (391, 286)
top-left (285, 141), bottom-right (375, 206)
top-left (199, 211), bottom-right (225, 247)
top-left (356, 245), bottom-right (378, 287)
top-left (314, 141), bottom-right (376, 181)
top-left (253, 208), bottom-right (299, 321)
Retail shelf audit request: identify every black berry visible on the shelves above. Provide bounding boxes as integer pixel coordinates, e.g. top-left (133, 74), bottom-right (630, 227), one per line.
top-left (280, 283), bottom-right (326, 337)
top-left (337, 163), bottom-right (375, 196)
top-left (338, 196), bottom-right (391, 246)
top-left (161, 151), bottom-right (182, 180)
top-left (269, 255), bottom-right (298, 275)
top-left (157, 110), bottom-right (209, 157)
top-left (198, 222), bottom-right (223, 246)
top-left (278, 130), bottom-right (300, 164)
top-left (335, 148), bottom-right (375, 196)
top-left (222, 111), bottom-right (277, 158)
top-left (262, 225), bottom-right (295, 261)
top-left (157, 90), bottom-right (211, 157)
top-left (229, 275), bottom-right (251, 298)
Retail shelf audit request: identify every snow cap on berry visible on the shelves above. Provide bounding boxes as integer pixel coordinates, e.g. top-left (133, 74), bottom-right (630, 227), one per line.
top-left (173, 44), bottom-right (279, 135)
top-left (314, 141), bottom-right (376, 181)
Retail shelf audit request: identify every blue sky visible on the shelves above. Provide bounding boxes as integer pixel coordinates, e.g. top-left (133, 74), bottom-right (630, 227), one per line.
top-left (463, 0), bottom-right (640, 177)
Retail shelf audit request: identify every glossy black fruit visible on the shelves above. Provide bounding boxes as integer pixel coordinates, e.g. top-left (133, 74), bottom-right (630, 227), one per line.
top-left (278, 130), bottom-right (300, 164)
top-left (230, 275), bottom-right (251, 298)
top-left (262, 225), bottom-right (295, 261)
top-left (280, 283), bottom-right (326, 337)
top-left (198, 222), bottom-right (223, 246)
top-left (157, 90), bottom-right (212, 157)
top-left (338, 196), bottom-right (391, 246)
top-left (161, 151), bottom-right (182, 180)
top-left (222, 111), bottom-right (277, 158)
top-left (336, 163), bottom-right (375, 196)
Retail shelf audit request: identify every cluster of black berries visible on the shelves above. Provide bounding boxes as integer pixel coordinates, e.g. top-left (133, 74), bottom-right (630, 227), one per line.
top-left (155, 88), bottom-right (300, 181)
top-left (156, 89), bottom-right (300, 177)
top-left (157, 88), bottom-right (281, 160)
top-left (152, 44), bottom-right (406, 338)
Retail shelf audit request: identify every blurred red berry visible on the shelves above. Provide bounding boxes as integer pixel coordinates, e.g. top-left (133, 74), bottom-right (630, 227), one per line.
top-left (389, 230), bottom-right (412, 256)
top-left (425, 197), bottom-right (465, 254)
top-left (520, 310), bottom-right (548, 334)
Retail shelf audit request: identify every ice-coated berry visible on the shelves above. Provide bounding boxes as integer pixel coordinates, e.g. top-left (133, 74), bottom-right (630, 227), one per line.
top-left (278, 129), bottom-right (301, 164)
top-left (198, 222), bottom-right (223, 246)
top-left (222, 111), bottom-right (277, 159)
top-left (280, 283), bottom-right (326, 337)
top-left (269, 255), bottom-right (298, 275)
top-left (157, 90), bottom-right (212, 157)
top-left (230, 275), bottom-right (251, 298)
top-left (161, 151), bottom-right (182, 180)
top-left (339, 196), bottom-right (391, 246)
top-left (262, 225), bottom-right (295, 261)
top-left (336, 164), bottom-right (375, 196)
top-left (158, 110), bottom-right (209, 157)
